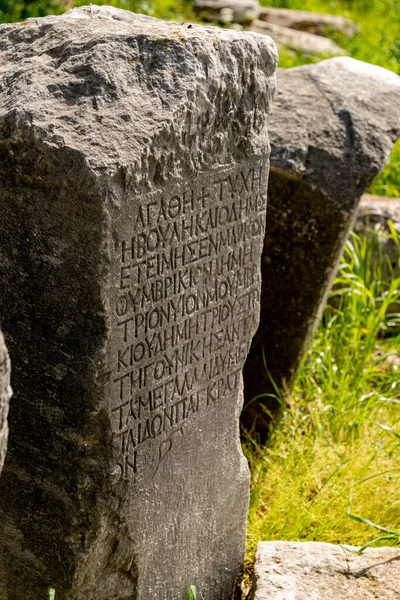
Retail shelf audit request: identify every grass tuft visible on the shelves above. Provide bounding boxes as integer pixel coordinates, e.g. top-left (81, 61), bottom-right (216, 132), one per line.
top-left (370, 138), bottom-right (400, 198)
top-left (347, 507), bottom-right (400, 553)
top-left (244, 226), bottom-right (400, 581)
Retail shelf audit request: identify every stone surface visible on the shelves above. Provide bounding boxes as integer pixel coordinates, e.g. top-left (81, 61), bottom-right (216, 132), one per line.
top-left (249, 21), bottom-right (346, 57)
top-left (242, 57), bottom-right (400, 438)
top-left (253, 541), bottom-right (400, 599)
top-left (258, 7), bottom-right (357, 38)
top-left (194, 0), bottom-right (260, 24)
top-left (0, 6), bottom-right (276, 600)
top-left (0, 330), bottom-right (11, 474)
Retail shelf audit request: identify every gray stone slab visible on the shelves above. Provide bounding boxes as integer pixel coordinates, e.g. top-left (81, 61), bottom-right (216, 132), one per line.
top-left (0, 6), bottom-right (276, 600)
top-left (249, 20), bottom-right (346, 57)
top-left (254, 541), bottom-right (400, 599)
top-left (242, 57), bottom-right (400, 439)
top-left (0, 330), bottom-right (11, 474)
top-left (257, 7), bottom-right (357, 38)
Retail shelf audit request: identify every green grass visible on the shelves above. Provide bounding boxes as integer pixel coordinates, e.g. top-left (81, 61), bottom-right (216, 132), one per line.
top-left (0, 0), bottom-right (193, 23)
top-left (266, 0), bottom-right (400, 74)
top-left (244, 227), bottom-right (400, 581)
top-left (370, 139), bottom-right (400, 198)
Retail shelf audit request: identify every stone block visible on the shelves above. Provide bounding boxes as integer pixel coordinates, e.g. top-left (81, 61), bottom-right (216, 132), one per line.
top-left (258, 7), bottom-right (357, 39)
top-left (242, 57), bottom-right (400, 439)
top-left (353, 194), bottom-right (400, 318)
top-left (194, 0), bottom-right (260, 24)
top-left (249, 21), bottom-right (346, 57)
top-left (253, 541), bottom-right (400, 599)
top-left (0, 6), bottom-right (276, 599)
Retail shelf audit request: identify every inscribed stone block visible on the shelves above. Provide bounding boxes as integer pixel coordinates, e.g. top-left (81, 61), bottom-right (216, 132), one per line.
top-left (0, 6), bottom-right (276, 599)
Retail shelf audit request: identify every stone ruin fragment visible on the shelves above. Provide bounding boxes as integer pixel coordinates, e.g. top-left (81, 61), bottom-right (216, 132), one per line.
top-left (0, 6), bottom-right (276, 599)
top-left (242, 57), bottom-right (400, 440)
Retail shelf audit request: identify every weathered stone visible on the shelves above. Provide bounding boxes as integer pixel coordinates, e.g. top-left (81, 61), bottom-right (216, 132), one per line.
top-left (0, 6), bottom-right (276, 600)
top-left (242, 57), bottom-right (400, 438)
top-left (194, 0), bottom-right (260, 24)
top-left (253, 541), bottom-right (400, 599)
top-left (0, 330), bottom-right (11, 474)
top-left (258, 7), bottom-right (358, 38)
top-left (249, 21), bottom-right (346, 57)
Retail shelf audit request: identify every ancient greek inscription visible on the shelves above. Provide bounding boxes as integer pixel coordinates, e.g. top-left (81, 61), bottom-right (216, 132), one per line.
top-left (105, 161), bottom-right (268, 481)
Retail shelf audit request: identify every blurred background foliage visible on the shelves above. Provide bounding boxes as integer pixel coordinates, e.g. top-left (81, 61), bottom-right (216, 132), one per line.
top-left (0, 0), bottom-right (398, 194)
top-left (1, 0), bottom-right (399, 75)
top-left (0, 0), bottom-right (192, 24)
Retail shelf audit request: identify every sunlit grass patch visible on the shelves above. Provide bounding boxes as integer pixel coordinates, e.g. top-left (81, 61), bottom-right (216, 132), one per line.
top-left (268, 0), bottom-right (400, 75)
top-left (370, 138), bottom-right (400, 198)
top-left (244, 227), bottom-right (400, 579)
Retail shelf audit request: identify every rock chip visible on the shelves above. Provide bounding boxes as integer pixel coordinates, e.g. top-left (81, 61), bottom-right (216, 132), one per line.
top-left (0, 6), bottom-right (276, 599)
top-left (0, 330), bottom-right (11, 474)
top-left (249, 20), bottom-right (346, 56)
top-left (253, 541), bottom-right (400, 599)
top-left (242, 57), bottom-right (400, 439)
top-left (258, 7), bottom-right (358, 38)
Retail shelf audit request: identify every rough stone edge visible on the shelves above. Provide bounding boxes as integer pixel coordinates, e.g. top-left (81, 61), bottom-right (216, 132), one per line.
top-left (0, 329), bottom-right (11, 474)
